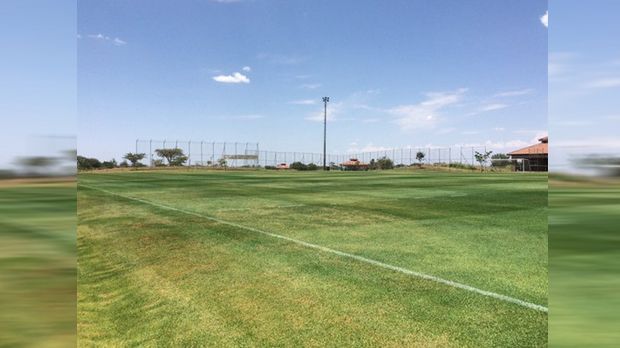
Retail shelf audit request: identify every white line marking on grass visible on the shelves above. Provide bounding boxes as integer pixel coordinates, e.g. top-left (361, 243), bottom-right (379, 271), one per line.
top-left (80, 184), bottom-right (548, 313)
top-left (215, 204), bottom-right (305, 212)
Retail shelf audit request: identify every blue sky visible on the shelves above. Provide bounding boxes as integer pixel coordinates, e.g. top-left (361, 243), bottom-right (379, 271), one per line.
top-left (549, 0), bottom-right (620, 172)
top-left (76, 0), bottom-right (546, 161)
top-left (0, 1), bottom-right (76, 167)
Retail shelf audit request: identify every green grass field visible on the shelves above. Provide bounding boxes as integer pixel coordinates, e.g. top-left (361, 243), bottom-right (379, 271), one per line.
top-left (549, 177), bottom-right (620, 347)
top-left (0, 180), bottom-right (76, 347)
top-left (78, 169), bottom-right (548, 347)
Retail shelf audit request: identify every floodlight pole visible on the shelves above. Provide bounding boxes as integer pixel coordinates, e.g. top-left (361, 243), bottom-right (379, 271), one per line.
top-left (322, 96), bottom-right (330, 170)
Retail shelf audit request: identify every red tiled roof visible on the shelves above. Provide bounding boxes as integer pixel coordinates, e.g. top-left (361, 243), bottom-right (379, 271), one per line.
top-left (508, 142), bottom-right (548, 155)
top-left (341, 159), bottom-right (368, 167)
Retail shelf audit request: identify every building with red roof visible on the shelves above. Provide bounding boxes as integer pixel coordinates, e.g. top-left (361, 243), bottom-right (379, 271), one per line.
top-left (508, 136), bottom-right (548, 171)
top-left (340, 158), bottom-right (369, 171)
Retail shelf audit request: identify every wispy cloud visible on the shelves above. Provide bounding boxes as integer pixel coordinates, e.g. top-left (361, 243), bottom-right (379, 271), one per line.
top-left (289, 99), bottom-right (317, 105)
top-left (390, 88), bottom-right (467, 131)
top-left (300, 83), bottom-right (321, 89)
top-left (494, 88), bottom-right (534, 97)
top-left (211, 0), bottom-right (243, 3)
top-left (87, 33), bottom-right (127, 46)
top-left (217, 114), bottom-right (262, 120)
top-left (231, 114), bottom-right (262, 120)
top-left (549, 52), bottom-right (577, 79)
top-left (213, 72), bottom-right (250, 84)
top-left (305, 102), bottom-right (342, 122)
top-left (479, 103), bottom-right (508, 112)
top-left (257, 53), bottom-right (307, 65)
top-left (242, 66), bottom-right (251, 72)
top-left (540, 11), bottom-right (548, 28)
top-left (347, 143), bottom-right (393, 153)
top-left (585, 77), bottom-right (620, 89)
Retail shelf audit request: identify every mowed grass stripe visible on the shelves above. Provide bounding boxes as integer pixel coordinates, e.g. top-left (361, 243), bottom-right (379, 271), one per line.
top-left (80, 183), bottom-right (547, 312)
top-left (80, 170), bottom-right (547, 305)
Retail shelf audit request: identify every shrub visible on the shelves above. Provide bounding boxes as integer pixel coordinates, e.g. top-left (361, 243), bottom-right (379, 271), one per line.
top-left (449, 162), bottom-right (477, 170)
top-left (290, 161), bottom-right (308, 170)
top-left (376, 156), bottom-right (394, 170)
top-left (307, 163), bottom-right (319, 171)
top-left (101, 159), bottom-right (117, 169)
top-left (77, 156), bottom-right (101, 170)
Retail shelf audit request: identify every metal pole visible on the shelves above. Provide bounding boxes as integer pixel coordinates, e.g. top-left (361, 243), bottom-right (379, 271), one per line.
top-left (149, 140), bottom-right (152, 167)
top-left (188, 140), bottom-right (191, 166)
top-left (200, 141), bottom-right (204, 166)
top-left (135, 139), bottom-right (138, 154)
top-left (322, 96), bottom-right (329, 170)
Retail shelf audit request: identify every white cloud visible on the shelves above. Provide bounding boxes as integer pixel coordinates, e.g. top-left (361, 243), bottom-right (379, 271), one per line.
top-left (494, 89), bottom-right (534, 97)
top-left (479, 103), bottom-right (508, 112)
top-left (213, 72), bottom-right (250, 84)
top-left (305, 102), bottom-right (342, 122)
top-left (454, 139), bottom-right (530, 150)
top-left (390, 88), bottom-right (467, 131)
top-left (461, 130), bottom-right (481, 135)
top-left (300, 83), bottom-right (322, 89)
top-left (540, 11), bottom-right (548, 28)
top-left (232, 114), bottom-right (262, 120)
top-left (113, 38), bottom-right (127, 46)
top-left (289, 99), bottom-right (316, 105)
top-left (217, 114), bottom-right (262, 120)
top-left (585, 77), bottom-right (620, 89)
top-left (258, 53), bottom-right (306, 65)
top-left (87, 33), bottom-right (127, 46)
top-left (494, 127), bottom-right (505, 132)
top-left (242, 66), bottom-right (251, 72)
top-left (435, 127), bottom-right (456, 135)
top-left (347, 143), bottom-right (393, 153)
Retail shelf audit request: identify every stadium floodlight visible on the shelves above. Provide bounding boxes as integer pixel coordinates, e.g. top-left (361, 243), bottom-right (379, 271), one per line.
top-left (322, 96), bottom-right (330, 170)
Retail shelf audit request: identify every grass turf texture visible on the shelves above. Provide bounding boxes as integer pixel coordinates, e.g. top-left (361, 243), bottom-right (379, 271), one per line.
top-left (78, 170), bottom-right (547, 347)
top-left (0, 181), bottom-right (76, 346)
top-left (549, 177), bottom-right (620, 347)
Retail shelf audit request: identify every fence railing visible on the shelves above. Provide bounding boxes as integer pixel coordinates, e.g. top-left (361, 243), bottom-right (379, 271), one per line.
top-left (136, 139), bottom-right (499, 168)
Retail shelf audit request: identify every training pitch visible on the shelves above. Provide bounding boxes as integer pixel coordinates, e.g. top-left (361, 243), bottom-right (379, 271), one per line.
top-left (78, 169), bottom-right (548, 347)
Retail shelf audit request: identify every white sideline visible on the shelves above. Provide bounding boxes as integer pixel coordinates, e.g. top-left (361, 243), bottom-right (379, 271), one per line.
top-left (216, 204), bottom-right (305, 212)
top-left (79, 184), bottom-right (548, 313)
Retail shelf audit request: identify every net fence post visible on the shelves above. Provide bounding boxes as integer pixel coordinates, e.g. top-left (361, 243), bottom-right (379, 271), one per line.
top-left (149, 139), bottom-right (153, 167)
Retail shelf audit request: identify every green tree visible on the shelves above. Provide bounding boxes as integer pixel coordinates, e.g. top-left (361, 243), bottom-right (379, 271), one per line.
top-left (155, 149), bottom-right (187, 166)
top-left (101, 159), bottom-right (117, 169)
top-left (17, 156), bottom-right (57, 175)
top-left (123, 153), bottom-right (146, 167)
top-left (376, 156), bottom-right (394, 170)
top-left (416, 151), bottom-right (426, 164)
top-left (77, 156), bottom-right (101, 170)
top-left (218, 158), bottom-right (227, 167)
top-left (474, 151), bottom-right (493, 171)
top-left (290, 161), bottom-right (308, 170)
top-left (307, 163), bottom-right (318, 171)
top-left (369, 158), bottom-right (377, 170)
